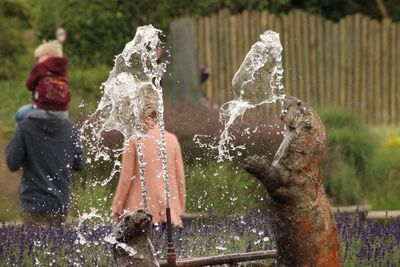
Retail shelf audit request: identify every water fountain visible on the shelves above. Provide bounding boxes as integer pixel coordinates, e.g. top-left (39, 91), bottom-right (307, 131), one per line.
top-left (218, 30), bottom-right (341, 267)
top-left (79, 22), bottom-right (340, 266)
top-left (79, 25), bottom-right (175, 266)
top-left (81, 27), bottom-right (284, 266)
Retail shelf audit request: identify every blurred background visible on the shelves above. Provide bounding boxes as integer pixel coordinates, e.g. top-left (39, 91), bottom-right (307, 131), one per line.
top-left (1, 0), bottom-right (400, 222)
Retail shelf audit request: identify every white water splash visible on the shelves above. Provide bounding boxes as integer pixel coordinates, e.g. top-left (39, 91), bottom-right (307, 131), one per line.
top-left (217, 30), bottom-right (286, 161)
top-left (216, 245), bottom-right (228, 251)
top-left (80, 25), bottom-right (165, 193)
top-left (75, 208), bottom-right (103, 246)
top-left (79, 24), bottom-right (172, 221)
top-left (104, 235), bottom-right (138, 256)
top-left (82, 25), bottom-right (163, 142)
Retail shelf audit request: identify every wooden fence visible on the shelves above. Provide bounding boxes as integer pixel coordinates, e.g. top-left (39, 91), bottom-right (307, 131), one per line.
top-left (195, 9), bottom-right (400, 124)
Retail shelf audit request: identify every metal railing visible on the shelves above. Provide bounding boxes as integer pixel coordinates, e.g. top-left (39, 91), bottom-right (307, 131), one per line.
top-left (159, 250), bottom-right (277, 267)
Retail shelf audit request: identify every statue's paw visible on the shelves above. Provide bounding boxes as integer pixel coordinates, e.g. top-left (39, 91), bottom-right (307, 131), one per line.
top-left (243, 155), bottom-right (271, 178)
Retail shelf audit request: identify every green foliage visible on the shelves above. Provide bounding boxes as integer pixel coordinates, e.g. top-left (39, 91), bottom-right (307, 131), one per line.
top-left (0, 0), bottom-right (33, 79)
top-left (320, 107), bottom-right (378, 178)
top-left (366, 145), bottom-right (400, 210)
top-left (328, 128), bottom-right (377, 178)
top-left (30, 0), bottom-right (400, 66)
top-left (319, 107), bottom-right (378, 204)
top-left (186, 162), bottom-right (267, 214)
top-left (323, 162), bottom-right (361, 205)
top-left (163, 0), bottom-right (291, 16)
top-left (34, 0), bottom-right (170, 66)
top-left (0, 80), bottom-right (31, 138)
top-left (68, 152), bottom-right (124, 223)
top-left (319, 107), bottom-right (362, 129)
top-left (1, 0), bottom-right (32, 25)
top-left (68, 65), bottom-right (109, 113)
top-left (318, 110), bottom-right (400, 209)
top-left (32, 0), bottom-right (292, 65)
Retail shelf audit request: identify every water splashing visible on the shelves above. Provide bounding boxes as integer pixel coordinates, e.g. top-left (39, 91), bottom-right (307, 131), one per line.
top-left (217, 30), bottom-right (286, 161)
top-left (78, 24), bottom-right (168, 255)
top-left (83, 25), bottom-right (163, 141)
top-left (78, 24), bottom-right (169, 218)
top-left (80, 25), bottom-right (165, 188)
top-left (75, 208), bottom-right (103, 246)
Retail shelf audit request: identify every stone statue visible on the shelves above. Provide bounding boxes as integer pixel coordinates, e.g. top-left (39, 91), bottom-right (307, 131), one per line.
top-left (113, 210), bottom-right (159, 267)
top-left (244, 97), bottom-right (341, 267)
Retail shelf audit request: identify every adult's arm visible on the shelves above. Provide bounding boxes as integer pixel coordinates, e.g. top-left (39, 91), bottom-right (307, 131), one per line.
top-left (174, 136), bottom-right (186, 211)
top-left (5, 126), bottom-right (26, 172)
top-left (72, 127), bottom-right (85, 171)
top-left (112, 138), bottom-right (136, 219)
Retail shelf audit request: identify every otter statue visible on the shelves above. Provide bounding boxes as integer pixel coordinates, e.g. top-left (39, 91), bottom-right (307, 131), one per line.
top-left (244, 97), bottom-right (341, 267)
top-left (113, 210), bottom-right (159, 267)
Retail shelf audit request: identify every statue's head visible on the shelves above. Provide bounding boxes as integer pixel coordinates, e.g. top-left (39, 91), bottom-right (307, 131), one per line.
top-left (280, 96), bottom-right (326, 153)
top-left (280, 97), bottom-right (316, 131)
top-left (114, 209), bottom-right (152, 242)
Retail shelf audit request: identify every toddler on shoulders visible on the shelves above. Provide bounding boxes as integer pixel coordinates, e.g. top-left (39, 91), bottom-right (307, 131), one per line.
top-left (15, 40), bottom-right (70, 123)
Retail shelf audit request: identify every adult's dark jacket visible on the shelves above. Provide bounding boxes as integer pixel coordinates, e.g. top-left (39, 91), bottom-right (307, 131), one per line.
top-left (5, 118), bottom-right (84, 214)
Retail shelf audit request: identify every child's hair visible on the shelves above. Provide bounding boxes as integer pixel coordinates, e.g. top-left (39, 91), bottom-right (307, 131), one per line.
top-left (139, 83), bottom-right (158, 119)
top-left (34, 40), bottom-right (63, 58)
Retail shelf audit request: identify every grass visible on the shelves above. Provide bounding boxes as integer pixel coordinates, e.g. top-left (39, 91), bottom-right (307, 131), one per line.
top-left (1, 160), bottom-right (268, 222)
top-left (71, 161), bottom-right (269, 221)
top-left (0, 196), bottom-right (20, 223)
top-left (0, 80), bottom-right (30, 139)
top-left (70, 182), bottom-right (114, 225)
top-left (185, 162), bottom-right (267, 214)
top-left (0, 140), bottom-right (21, 222)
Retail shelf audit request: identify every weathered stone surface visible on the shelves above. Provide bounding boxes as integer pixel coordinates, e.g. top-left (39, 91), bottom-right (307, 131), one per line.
top-left (113, 210), bottom-right (159, 267)
top-left (244, 97), bottom-right (341, 267)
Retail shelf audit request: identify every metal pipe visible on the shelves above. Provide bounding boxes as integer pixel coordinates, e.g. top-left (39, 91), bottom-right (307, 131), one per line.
top-left (166, 207), bottom-right (177, 267)
top-left (159, 250), bottom-right (277, 267)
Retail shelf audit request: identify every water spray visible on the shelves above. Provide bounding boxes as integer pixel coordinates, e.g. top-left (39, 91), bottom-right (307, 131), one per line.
top-left (217, 30), bottom-right (286, 161)
top-left (82, 25), bottom-right (285, 267)
top-left (80, 25), bottom-right (176, 264)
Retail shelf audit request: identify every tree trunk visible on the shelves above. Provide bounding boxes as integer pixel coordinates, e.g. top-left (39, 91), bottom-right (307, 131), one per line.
top-left (244, 97), bottom-right (341, 267)
top-left (163, 18), bottom-right (202, 103)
